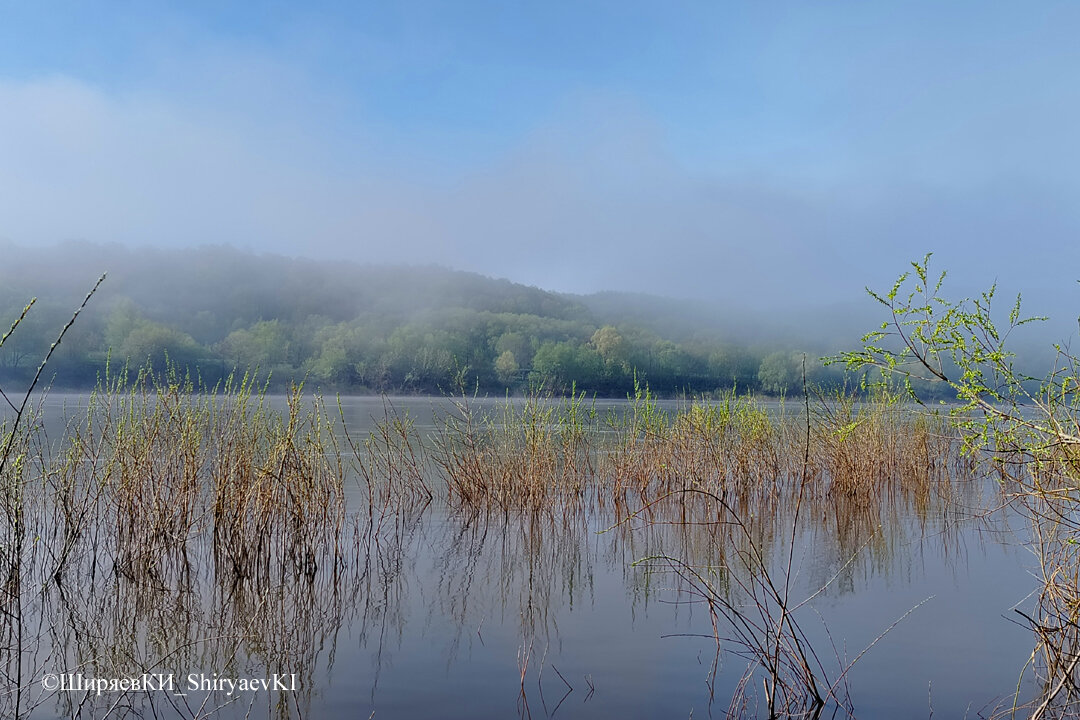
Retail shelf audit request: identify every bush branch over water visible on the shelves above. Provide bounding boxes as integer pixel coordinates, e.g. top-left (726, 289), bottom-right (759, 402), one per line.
top-left (836, 254), bottom-right (1080, 719)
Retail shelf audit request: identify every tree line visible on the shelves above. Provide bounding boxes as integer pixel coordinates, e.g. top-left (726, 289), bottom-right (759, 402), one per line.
top-left (0, 242), bottom-right (857, 396)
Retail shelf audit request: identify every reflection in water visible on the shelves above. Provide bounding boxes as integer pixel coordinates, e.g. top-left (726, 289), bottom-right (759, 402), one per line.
top-left (0, 393), bottom-right (1036, 719)
top-left (23, 479), bottom-right (1003, 719)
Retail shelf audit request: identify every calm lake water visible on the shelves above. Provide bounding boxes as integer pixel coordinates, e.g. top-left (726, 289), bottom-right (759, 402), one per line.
top-left (11, 394), bottom-right (1040, 719)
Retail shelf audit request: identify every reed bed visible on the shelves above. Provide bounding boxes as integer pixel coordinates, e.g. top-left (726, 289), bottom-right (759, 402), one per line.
top-left (0, 365), bottom-right (351, 719)
top-left (41, 370), bottom-right (348, 587)
top-left (413, 385), bottom-right (965, 523)
top-left (428, 391), bottom-right (596, 510)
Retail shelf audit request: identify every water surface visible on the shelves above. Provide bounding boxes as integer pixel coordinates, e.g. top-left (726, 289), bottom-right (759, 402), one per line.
top-left (8, 394), bottom-right (1040, 718)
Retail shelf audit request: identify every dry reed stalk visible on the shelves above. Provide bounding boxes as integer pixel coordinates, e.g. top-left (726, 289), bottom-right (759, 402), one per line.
top-left (429, 391), bottom-right (597, 510)
top-left (344, 398), bottom-right (432, 520)
top-left (211, 385), bottom-right (345, 584)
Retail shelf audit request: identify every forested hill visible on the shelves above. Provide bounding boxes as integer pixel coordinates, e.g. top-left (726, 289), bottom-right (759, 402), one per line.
top-left (0, 242), bottom-right (845, 395)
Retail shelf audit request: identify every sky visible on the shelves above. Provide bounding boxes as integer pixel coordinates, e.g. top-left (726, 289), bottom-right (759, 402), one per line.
top-left (1, 1), bottom-right (1079, 321)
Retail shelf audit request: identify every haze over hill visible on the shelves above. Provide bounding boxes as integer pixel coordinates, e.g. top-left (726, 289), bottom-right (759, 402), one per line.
top-left (2, 241), bottom-right (868, 346)
top-left (3, 3), bottom-right (1079, 396)
top-left (2, 240), bottom-right (1070, 401)
top-left (2, 3), bottom-right (1080, 324)
top-left (0, 241), bottom-right (871, 396)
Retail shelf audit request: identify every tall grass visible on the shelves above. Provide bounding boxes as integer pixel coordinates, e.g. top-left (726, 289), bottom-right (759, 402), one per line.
top-left (429, 390), bottom-right (596, 509)
top-left (417, 383), bottom-right (962, 520)
top-left (0, 363), bottom-right (347, 719)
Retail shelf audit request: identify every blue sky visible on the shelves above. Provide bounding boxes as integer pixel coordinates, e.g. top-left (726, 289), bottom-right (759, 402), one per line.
top-left (2, 1), bottom-right (1079, 317)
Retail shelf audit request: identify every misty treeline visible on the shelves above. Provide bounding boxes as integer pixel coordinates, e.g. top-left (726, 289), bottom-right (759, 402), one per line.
top-left (0, 242), bottom-right (874, 397)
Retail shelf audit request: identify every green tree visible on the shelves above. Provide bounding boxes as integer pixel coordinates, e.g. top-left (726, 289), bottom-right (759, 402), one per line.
top-left (495, 331), bottom-right (533, 367)
top-left (590, 326), bottom-right (625, 365)
top-left (494, 350), bottom-right (519, 386)
top-left (118, 321), bottom-right (203, 370)
top-left (218, 320), bottom-right (290, 371)
top-left (758, 352), bottom-right (797, 394)
top-left (530, 341), bottom-right (604, 393)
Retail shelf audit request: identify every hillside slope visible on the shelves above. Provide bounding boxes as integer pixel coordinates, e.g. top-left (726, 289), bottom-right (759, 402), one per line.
top-left (0, 242), bottom-right (842, 395)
